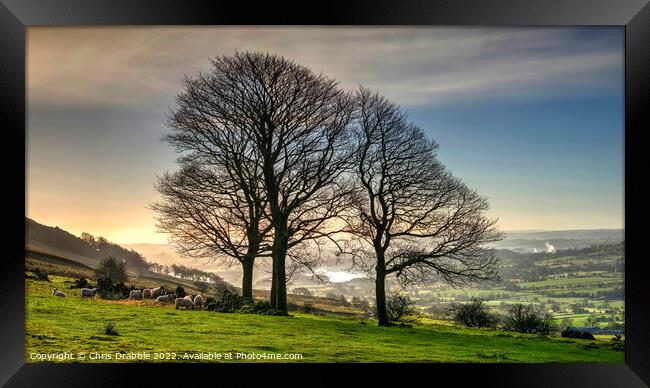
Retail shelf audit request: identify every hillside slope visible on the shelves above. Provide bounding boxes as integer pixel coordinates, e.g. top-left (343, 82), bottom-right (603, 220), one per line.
top-left (25, 217), bottom-right (236, 292)
top-left (26, 274), bottom-right (624, 363)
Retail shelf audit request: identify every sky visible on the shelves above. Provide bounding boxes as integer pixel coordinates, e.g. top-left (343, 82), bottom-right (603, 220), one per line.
top-left (26, 27), bottom-right (625, 245)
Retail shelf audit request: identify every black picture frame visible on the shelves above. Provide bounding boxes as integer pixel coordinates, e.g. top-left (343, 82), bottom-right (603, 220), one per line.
top-left (1, 1), bottom-right (648, 386)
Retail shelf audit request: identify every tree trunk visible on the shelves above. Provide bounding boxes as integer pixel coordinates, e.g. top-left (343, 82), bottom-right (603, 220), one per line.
top-left (374, 238), bottom-right (390, 326)
top-left (273, 247), bottom-right (287, 313)
top-left (270, 221), bottom-right (289, 313)
top-left (375, 268), bottom-right (389, 326)
top-left (241, 258), bottom-right (254, 300)
top-left (270, 267), bottom-right (277, 307)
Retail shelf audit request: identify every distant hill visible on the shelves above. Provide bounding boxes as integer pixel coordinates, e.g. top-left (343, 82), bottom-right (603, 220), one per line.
top-left (26, 217), bottom-right (149, 270)
top-left (493, 229), bottom-right (624, 253)
top-left (25, 217), bottom-right (235, 291)
top-left (26, 217), bottom-right (98, 259)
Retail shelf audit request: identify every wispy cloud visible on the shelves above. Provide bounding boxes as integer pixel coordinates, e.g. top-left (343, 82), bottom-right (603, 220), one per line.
top-left (28, 27), bottom-right (622, 110)
top-left (26, 27), bottom-right (624, 242)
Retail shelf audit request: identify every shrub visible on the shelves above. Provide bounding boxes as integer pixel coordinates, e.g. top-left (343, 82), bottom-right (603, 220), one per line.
top-left (238, 300), bottom-right (273, 314)
top-left (301, 302), bottom-right (314, 314)
top-left (385, 291), bottom-right (422, 323)
top-left (70, 277), bottom-right (91, 289)
top-left (366, 291), bottom-right (422, 323)
top-left (103, 322), bottom-right (119, 336)
top-left (94, 257), bottom-right (128, 284)
top-left (561, 327), bottom-right (596, 340)
top-left (503, 303), bottom-right (555, 335)
top-left (30, 267), bottom-right (50, 282)
top-left (97, 277), bottom-right (130, 299)
top-left (205, 289), bottom-right (246, 312)
top-left (448, 298), bottom-right (498, 328)
top-left (174, 286), bottom-right (186, 298)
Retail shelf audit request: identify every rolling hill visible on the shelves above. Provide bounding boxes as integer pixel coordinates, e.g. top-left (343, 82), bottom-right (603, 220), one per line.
top-left (25, 217), bottom-right (236, 293)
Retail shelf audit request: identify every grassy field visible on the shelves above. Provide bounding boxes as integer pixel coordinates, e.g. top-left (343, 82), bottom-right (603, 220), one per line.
top-left (26, 275), bottom-right (624, 363)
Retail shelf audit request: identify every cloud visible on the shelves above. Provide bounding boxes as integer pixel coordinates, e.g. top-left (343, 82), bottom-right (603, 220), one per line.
top-left (28, 26), bottom-right (623, 111)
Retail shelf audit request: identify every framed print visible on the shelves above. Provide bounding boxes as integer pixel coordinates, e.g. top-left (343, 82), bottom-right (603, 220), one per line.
top-left (1, 0), bottom-right (648, 386)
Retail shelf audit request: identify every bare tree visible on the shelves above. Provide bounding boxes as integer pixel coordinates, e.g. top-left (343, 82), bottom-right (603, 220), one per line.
top-left (153, 83), bottom-right (274, 298)
top-left (343, 87), bottom-right (504, 326)
top-left (160, 52), bottom-right (355, 313)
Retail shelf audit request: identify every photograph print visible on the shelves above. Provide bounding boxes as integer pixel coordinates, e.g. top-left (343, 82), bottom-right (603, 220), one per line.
top-left (25, 26), bottom-right (625, 363)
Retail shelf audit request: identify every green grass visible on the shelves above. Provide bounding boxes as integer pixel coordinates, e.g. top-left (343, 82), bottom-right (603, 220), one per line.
top-left (26, 275), bottom-right (624, 363)
top-left (518, 276), bottom-right (622, 289)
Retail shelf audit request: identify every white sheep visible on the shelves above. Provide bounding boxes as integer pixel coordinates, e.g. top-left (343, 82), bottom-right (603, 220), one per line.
top-left (52, 289), bottom-right (66, 297)
top-left (193, 294), bottom-right (205, 308)
top-left (129, 289), bottom-right (143, 299)
top-left (183, 295), bottom-right (193, 301)
top-left (152, 286), bottom-right (165, 297)
top-left (156, 294), bottom-right (176, 303)
top-left (175, 297), bottom-right (195, 310)
top-left (81, 287), bottom-right (99, 300)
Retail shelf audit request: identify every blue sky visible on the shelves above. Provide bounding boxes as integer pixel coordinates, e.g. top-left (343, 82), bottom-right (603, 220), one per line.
top-left (26, 27), bottom-right (624, 243)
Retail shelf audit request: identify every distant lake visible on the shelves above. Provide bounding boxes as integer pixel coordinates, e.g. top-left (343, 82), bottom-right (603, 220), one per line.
top-left (321, 269), bottom-right (365, 283)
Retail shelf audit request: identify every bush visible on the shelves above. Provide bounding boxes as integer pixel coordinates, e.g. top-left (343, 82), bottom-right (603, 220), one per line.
top-left (103, 322), bottom-right (119, 336)
top-left (97, 277), bottom-right (131, 299)
top-left (70, 277), bottom-right (92, 289)
top-left (238, 300), bottom-right (273, 314)
top-left (174, 286), bottom-right (186, 298)
top-left (365, 291), bottom-right (422, 323)
top-left (28, 267), bottom-right (50, 282)
top-left (561, 327), bottom-right (596, 340)
top-left (448, 298), bottom-right (498, 328)
top-left (503, 303), bottom-right (555, 335)
top-left (205, 289), bottom-right (246, 312)
top-left (386, 291), bottom-right (422, 323)
top-left (301, 302), bottom-right (314, 314)
top-left (94, 257), bottom-right (128, 284)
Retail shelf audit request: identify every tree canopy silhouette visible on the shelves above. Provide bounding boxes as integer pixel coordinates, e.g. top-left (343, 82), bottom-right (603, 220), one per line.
top-left (158, 52), bottom-right (355, 311)
top-left (342, 87), bottom-right (504, 325)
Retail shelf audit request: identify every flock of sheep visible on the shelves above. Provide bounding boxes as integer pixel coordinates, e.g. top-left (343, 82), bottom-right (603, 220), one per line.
top-left (51, 286), bottom-right (206, 310)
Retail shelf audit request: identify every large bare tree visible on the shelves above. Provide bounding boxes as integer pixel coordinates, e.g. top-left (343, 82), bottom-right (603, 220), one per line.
top-left (160, 52), bottom-right (355, 312)
top-left (151, 159), bottom-right (272, 299)
top-left (344, 87), bottom-right (504, 326)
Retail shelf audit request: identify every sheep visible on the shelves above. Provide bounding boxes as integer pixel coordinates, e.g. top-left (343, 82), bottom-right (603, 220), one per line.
top-left (175, 297), bottom-right (195, 310)
top-left (183, 295), bottom-right (193, 301)
top-left (156, 293), bottom-right (176, 303)
top-left (142, 289), bottom-right (153, 298)
top-left (129, 289), bottom-right (143, 299)
top-left (52, 289), bottom-right (66, 297)
top-left (193, 294), bottom-right (205, 308)
top-left (152, 286), bottom-right (165, 298)
top-left (81, 288), bottom-right (99, 300)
